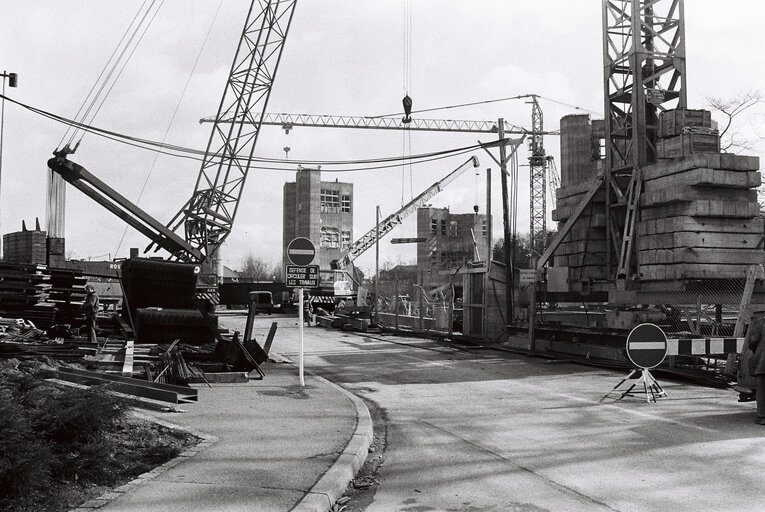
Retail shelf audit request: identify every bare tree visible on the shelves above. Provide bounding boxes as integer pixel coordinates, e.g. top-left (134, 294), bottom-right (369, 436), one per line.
top-left (707, 89), bottom-right (763, 152)
top-left (238, 254), bottom-right (282, 281)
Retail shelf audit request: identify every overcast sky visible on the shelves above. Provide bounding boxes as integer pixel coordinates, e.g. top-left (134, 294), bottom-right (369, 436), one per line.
top-left (1, 1), bottom-right (764, 276)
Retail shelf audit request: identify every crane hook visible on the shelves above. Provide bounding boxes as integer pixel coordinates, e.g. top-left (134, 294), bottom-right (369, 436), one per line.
top-left (402, 94), bottom-right (413, 124)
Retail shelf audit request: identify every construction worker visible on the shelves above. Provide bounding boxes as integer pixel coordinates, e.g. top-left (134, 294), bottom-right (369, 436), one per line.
top-left (81, 284), bottom-right (100, 344)
top-left (746, 312), bottom-right (765, 424)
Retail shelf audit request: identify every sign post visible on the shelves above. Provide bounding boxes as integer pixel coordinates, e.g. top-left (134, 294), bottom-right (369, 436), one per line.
top-left (287, 237), bottom-right (317, 388)
top-left (601, 323), bottom-right (669, 403)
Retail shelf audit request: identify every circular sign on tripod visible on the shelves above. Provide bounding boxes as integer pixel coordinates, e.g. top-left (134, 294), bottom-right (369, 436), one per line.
top-left (626, 323), bottom-right (668, 369)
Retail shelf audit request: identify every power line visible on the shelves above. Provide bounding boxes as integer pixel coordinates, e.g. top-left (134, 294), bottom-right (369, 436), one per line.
top-left (3, 93), bottom-right (501, 172)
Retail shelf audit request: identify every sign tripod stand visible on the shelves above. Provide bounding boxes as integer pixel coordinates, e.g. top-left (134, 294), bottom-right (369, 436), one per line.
top-left (601, 323), bottom-right (669, 404)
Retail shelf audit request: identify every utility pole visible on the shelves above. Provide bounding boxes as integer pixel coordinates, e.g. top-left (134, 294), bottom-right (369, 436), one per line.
top-left (0, 71), bottom-right (18, 260)
top-left (498, 120), bottom-right (514, 325)
top-left (481, 122), bottom-right (525, 327)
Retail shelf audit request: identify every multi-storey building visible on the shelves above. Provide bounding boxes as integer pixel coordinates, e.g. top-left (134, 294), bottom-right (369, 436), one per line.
top-left (416, 207), bottom-right (490, 291)
top-left (282, 167), bottom-right (353, 270)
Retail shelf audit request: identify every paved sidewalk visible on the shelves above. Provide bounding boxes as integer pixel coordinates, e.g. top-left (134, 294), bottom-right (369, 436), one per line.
top-left (75, 359), bottom-right (371, 512)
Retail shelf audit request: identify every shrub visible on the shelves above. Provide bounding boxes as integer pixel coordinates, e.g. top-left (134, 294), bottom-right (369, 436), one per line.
top-left (0, 388), bottom-right (54, 504)
top-left (32, 385), bottom-right (129, 447)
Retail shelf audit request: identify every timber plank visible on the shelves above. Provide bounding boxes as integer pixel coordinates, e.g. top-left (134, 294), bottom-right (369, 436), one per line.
top-left (637, 216), bottom-right (763, 236)
top-left (640, 187), bottom-right (756, 208)
top-left (640, 200), bottom-right (760, 220)
top-left (639, 263), bottom-right (752, 281)
top-left (556, 240), bottom-right (608, 254)
top-left (641, 153), bottom-right (759, 181)
top-left (642, 168), bottom-right (760, 192)
top-left (637, 232), bottom-right (763, 250)
top-left (639, 247), bottom-right (764, 265)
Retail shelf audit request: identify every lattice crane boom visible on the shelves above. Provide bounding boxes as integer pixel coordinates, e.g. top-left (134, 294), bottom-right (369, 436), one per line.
top-left (199, 112), bottom-right (556, 135)
top-left (332, 156), bottom-right (480, 270)
top-left (157, 0), bottom-right (298, 261)
top-left (49, 0), bottom-right (298, 265)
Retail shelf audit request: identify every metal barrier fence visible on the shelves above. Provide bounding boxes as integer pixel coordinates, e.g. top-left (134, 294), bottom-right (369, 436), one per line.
top-left (374, 290), bottom-right (455, 334)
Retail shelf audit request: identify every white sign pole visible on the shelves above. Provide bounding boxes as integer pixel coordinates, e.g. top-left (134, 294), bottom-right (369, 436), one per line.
top-left (298, 287), bottom-right (305, 387)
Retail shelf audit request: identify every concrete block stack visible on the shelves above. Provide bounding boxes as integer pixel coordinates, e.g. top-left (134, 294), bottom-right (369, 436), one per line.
top-left (552, 115), bottom-right (608, 282)
top-left (553, 109), bottom-right (763, 286)
top-left (656, 109), bottom-right (720, 159)
top-left (637, 150), bottom-right (762, 280)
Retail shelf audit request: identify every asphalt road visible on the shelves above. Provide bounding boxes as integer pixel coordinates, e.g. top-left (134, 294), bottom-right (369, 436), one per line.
top-left (225, 314), bottom-right (765, 512)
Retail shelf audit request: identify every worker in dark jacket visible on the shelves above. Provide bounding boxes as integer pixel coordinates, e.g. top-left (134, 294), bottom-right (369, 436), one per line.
top-left (746, 312), bottom-right (765, 424)
top-left (81, 284), bottom-right (100, 344)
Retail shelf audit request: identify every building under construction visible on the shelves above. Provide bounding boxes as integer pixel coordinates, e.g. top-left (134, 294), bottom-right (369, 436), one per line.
top-left (282, 167), bottom-right (354, 270)
top-left (416, 207), bottom-right (490, 291)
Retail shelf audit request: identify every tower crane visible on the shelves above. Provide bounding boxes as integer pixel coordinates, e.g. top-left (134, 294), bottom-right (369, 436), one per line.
top-left (201, 102), bottom-right (560, 256)
top-left (47, 0), bottom-right (298, 269)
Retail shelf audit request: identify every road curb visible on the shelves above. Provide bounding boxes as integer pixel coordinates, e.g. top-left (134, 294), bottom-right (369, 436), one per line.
top-left (291, 367), bottom-right (374, 512)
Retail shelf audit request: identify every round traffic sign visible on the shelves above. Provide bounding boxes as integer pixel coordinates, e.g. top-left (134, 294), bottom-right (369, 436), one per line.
top-left (626, 323), bottom-right (668, 369)
top-left (287, 237), bottom-right (316, 265)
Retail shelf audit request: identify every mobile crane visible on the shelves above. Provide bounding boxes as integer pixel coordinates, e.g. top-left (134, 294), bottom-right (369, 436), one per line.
top-left (47, 0), bottom-right (298, 276)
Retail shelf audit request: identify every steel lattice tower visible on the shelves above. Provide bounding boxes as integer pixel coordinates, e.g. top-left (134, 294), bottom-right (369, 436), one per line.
top-left (528, 95), bottom-right (551, 257)
top-left (602, 0), bottom-right (686, 274)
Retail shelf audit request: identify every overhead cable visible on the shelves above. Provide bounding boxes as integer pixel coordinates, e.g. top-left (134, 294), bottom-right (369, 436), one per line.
top-left (3, 93), bottom-right (501, 171)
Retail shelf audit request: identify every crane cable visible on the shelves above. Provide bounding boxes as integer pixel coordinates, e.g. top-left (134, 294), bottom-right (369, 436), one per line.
top-left (401, 0), bottom-right (414, 207)
top-left (114, 0), bottom-right (224, 257)
top-left (372, 93), bottom-right (601, 121)
top-left (57, 0), bottom-right (164, 154)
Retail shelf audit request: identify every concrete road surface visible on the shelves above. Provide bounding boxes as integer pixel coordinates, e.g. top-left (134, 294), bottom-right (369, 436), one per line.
top-left (232, 315), bottom-right (765, 512)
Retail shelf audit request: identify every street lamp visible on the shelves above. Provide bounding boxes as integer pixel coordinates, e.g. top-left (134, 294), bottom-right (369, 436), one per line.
top-left (0, 71), bottom-right (18, 260)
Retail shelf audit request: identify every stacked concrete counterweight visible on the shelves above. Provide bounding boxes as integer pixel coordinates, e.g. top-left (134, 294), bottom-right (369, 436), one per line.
top-left (552, 115), bottom-right (608, 284)
top-left (553, 110), bottom-right (763, 286)
top-left (637, 108), bottom-right (762, 280)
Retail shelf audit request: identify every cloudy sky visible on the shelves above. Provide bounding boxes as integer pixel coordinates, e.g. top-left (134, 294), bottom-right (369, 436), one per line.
top-left (1, 1), bottom-right (764, 276)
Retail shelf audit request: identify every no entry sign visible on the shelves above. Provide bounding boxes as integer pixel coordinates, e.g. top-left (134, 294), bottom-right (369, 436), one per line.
top-left (626, 323), bottom-right (668, 369)
top-left (287, 237), bottom-right (316, 265)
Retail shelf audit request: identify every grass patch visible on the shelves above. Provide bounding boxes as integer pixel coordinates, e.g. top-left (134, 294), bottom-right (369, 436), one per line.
top-left (0, 360), bottom-right (200, 512)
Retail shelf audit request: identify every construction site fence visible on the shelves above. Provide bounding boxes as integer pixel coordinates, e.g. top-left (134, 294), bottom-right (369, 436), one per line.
top-left (531, 276), bottom-right (753, 377)
top-left (535, 278), bottom-right (749, 337)
top-left (373, 291), bottom-right (455, 334)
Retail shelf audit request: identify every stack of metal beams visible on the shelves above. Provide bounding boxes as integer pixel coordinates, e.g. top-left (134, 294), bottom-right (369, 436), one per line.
top-left (0, 262), bottom-right (53, 327)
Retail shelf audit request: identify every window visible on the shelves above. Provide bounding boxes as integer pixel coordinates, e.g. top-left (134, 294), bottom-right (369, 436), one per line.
top-left (440, 219), bottom-right (447, 235)
top-left (449, 220), bottom-right (460, 237)
top-left (321, 189), bottom-right (340, 213)
top-left (430, 219), bottom-right (438, 235)
top-left (320, 227), bottom-right (340, 248)
top-left (341, 230), bottom-right (351, 250)
top-left (341, 194), bottom-right (351, 213)
top-left (482, 219), bottom-right (487, 237)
